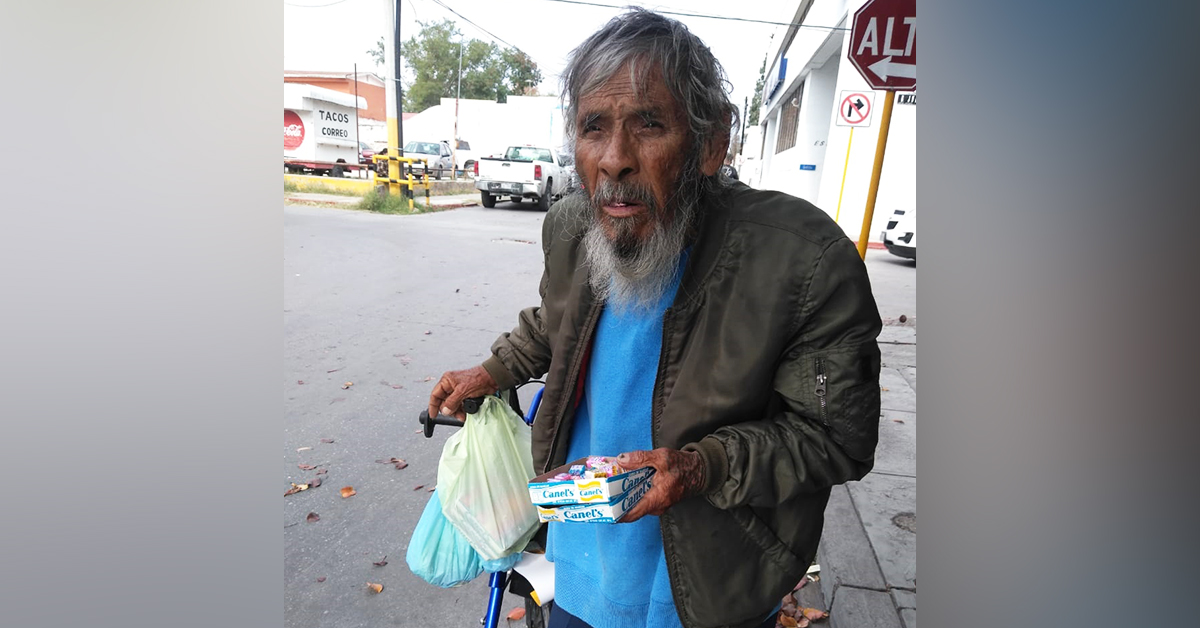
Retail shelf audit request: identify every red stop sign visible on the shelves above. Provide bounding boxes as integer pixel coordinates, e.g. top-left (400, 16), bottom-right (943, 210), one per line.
top-left (849, 0), bottom-right (916, 91)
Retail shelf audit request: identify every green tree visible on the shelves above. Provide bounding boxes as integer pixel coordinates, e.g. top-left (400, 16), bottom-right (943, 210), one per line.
top-left (400, 19), bottom-right (543, 111)
top-left (748, 54), bottom-right (766, 126)
top-left (367, 36), bottom-right (385, 67)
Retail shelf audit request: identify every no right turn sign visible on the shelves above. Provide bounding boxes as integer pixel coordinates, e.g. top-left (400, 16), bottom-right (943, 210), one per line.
top-left (836, 91), bottom-right (875, 127)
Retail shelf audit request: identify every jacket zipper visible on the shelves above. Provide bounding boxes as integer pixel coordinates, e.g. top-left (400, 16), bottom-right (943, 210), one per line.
top-left (542, 302), bottom-right (603, 473)
top-left (815, 357), bottom-right (829, 428)
top-left (650, 307), bottom-right (673, 449)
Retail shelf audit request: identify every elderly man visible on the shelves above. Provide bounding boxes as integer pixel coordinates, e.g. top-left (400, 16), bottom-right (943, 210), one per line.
top-left (428, 9), bottom-right (881, 628)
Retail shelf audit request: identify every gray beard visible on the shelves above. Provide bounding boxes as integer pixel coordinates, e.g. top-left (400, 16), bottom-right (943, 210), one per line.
top-left (577, 171), bottom-right (703, 314)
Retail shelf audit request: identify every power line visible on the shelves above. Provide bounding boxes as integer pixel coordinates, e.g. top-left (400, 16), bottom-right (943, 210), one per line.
top-left (426, 0), bottom-right (520, 51)
top-left (532, 0), bottom-right (849, 31)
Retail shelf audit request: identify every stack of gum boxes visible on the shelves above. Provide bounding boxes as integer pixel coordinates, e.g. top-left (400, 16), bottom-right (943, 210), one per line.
top-left (526, 456), bottom-right (656, 523)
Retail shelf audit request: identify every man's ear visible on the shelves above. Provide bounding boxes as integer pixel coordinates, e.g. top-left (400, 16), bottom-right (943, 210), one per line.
top-left (700, 128), bottom-right (730, 177)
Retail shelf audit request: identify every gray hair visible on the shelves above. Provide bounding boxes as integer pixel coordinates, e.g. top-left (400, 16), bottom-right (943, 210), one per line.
top-left (560, 8), bottom-right (738, 157)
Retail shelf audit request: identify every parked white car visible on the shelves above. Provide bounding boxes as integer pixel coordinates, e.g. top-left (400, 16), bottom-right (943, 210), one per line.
top-left (474, 146), bottom-right (570, 211)
top-left (881, 208), bottom-right (916, 260)
top-left (403, 140), bottom-right (454, 179)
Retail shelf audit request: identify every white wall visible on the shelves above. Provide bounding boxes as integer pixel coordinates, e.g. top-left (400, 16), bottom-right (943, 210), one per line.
top-left (756, 0), bottom-right (916, 243)
top-left (401, 96), bottom-right (566, 160)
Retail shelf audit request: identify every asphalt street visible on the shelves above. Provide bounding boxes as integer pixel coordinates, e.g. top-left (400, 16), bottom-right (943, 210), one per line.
top-left (284, 201), bottom-right (916, 628)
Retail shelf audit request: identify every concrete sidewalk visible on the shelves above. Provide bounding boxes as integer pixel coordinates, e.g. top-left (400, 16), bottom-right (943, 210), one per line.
top-left (284, 191), bottom-right (481, 209)
top-left (816, 316), bottom-right (916, 628)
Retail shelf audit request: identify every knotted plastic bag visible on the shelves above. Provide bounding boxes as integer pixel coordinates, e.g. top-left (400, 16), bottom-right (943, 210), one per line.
top-left (438, 394), bottom-right (540, 561)
top-left (405, 488), bottom-right (484, 588)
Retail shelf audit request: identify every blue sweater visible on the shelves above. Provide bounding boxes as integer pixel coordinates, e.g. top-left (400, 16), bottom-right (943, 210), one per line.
top-left (546, 252), bottom-right (688, 628)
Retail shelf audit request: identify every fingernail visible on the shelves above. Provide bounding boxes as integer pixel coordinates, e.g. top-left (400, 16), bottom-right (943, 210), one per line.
top-left (617, 454), bottom-right (628, 462)
top-left (442, 407), bottom-right (452, 416)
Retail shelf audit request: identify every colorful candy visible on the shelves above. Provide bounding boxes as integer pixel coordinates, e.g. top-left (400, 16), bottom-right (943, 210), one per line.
top-left (552, 456), bottom-right (627, 481)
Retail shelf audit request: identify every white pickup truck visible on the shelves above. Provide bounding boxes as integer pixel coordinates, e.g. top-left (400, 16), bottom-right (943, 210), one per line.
top-left (474, 146), bottom-right (572, 211)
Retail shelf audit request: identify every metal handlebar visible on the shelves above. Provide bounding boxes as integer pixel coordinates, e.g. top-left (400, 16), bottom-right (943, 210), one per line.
top-left (417, 396), bottom-right (485, 438)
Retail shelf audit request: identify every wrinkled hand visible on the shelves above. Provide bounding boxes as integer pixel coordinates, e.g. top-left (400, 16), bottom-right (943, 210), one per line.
top-left (615, 448), bottom-right (707, 523)
top-left (428, 365), bottom-right (498, 421)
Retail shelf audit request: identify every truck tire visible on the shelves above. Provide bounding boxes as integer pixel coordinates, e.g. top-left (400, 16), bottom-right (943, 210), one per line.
top-left (481, 191), bottom-right (496, 208)
top-left (538, 178), bottom-right (553, 211)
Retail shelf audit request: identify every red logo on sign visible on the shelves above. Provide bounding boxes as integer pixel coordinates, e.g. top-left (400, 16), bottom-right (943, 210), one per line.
top-left (849, 0), bottom-right (917, 91)
top-left (284, 110), bottom-right (305, 150)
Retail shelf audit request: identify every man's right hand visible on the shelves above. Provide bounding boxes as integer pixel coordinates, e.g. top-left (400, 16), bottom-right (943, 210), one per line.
top-left (428, 365), bottom-right (498, 421)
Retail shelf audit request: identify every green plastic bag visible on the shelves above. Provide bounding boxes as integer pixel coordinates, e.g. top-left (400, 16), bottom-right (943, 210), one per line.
top-left (438, 395), bottom-right (540, 561)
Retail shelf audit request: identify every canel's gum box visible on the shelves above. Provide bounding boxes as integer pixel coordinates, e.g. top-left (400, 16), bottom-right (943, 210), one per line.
top-left (535, 475), bottom-right (654, 523)
top-left (527, 457), bottom-right (655, 506)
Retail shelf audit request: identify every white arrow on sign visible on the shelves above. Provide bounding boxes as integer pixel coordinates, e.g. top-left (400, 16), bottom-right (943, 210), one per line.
top-left (867, 56), bottom-right (916, 82)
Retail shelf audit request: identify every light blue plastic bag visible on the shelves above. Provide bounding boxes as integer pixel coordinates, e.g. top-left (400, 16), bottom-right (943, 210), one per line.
top-left (406, 488), bottom-right (484, 587)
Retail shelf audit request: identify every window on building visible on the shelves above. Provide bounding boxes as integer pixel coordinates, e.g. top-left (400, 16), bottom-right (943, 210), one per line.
top-left (775, 82), bottom-right (803, 154)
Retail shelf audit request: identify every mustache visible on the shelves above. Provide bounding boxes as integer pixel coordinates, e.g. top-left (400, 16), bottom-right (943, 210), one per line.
top-left (588, 180), bottom-right (658, 212)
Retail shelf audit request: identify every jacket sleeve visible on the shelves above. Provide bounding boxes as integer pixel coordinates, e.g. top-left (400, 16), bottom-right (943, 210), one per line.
top-left (480, 212), bottom-right (557, 390)
top-left (684, 238), bottom-right (882, 509)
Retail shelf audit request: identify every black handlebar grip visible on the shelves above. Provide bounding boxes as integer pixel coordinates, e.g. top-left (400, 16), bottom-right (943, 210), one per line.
top-left (418, 409), bottom-right (466, 438)
top-left (417, 397), bottom-right (487, 438)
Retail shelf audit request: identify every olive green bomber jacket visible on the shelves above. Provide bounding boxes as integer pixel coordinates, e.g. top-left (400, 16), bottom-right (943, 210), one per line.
top-left (481, 183), bottom-right (882, 628)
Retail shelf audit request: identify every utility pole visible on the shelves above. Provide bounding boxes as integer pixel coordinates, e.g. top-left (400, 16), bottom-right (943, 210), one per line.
top-left (452, 37), bottom-right (462, 180)
top-left (383, 0), bottom-right (405, 191)
top-left (354, 63), bottom-right (361, 178)
top-left (393, 0), bottom-right (404, 156)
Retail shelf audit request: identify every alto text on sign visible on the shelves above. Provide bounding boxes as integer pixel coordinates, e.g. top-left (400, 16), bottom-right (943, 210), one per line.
top-left (849, 0), bottom-right (916, 91)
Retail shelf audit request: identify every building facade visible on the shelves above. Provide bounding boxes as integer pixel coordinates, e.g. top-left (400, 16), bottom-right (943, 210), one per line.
top-left (753, 0), bottom-right (915, 243)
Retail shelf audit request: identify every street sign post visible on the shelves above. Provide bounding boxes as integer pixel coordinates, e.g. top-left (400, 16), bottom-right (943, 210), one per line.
top-left (847, 0), bottom-right (915, 258)
top-left (836, 91), bottom-right (875, 128)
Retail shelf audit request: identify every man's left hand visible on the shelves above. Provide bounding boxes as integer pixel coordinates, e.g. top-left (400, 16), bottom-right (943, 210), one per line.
top-left (615, 448), bottom-right (706, 523)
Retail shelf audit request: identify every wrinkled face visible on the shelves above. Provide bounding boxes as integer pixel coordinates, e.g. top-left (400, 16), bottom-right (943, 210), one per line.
top-left (573, 67), bottom-right (693, 243)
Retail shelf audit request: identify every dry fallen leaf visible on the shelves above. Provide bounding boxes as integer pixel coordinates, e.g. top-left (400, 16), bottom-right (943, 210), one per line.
top-left (327, 367), bottom-right (343, 373)
top-left (316, 468), bottom-right (328, 475)
top-left (423, 330), bottom-right (432, 335)
top-left (366, 582), bottom-right (383, 594)
top-left (316, 577), bottom-right (326, 583)
top-left (506, 607), bottom-right (526, 621)
top-left (340, 486), bottom-right (357, 498)
top-left (427, 486), bottom-right (436, 492)
top-left (413, 429), bottom-right (422, 434)
top-left (392, 385), bottom-right (403, 389)
top-left (309, 477), bottom-right (322, 488)
top-left (797, 619), bottom-right (811, 628)
top-left (779, 615), bottom-right (798, 628)
top-left (306, 512), bottom-right (320, 523)
top-left (893, 419), bottom-right (905, 424)
top-left (321, 438), bottom-right (335, 444)
top-left (373, 556), bottom-right (388, 567)
top-left (297, 447), bottom-right (312, 452)
top-left (298, 463), bottom-right (317, 470)
top-left (284, 483), bottom-right (309, 496)
top-left (881, 387), bottom-right (890, 392)
top-left (412, 484), bottom-right (424, 491)
top-left (297, 380), bottom-right (305, 385)
top-left (799, 608), bottom-right (829, 621)
top-left (341, 382), bottom-right (354, 389)
top-left (783, 592), bottom-right (797, 607)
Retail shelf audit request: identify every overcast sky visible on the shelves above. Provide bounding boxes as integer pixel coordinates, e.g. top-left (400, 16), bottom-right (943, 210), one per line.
top-left (284, 0), bottom-right (809, 114)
